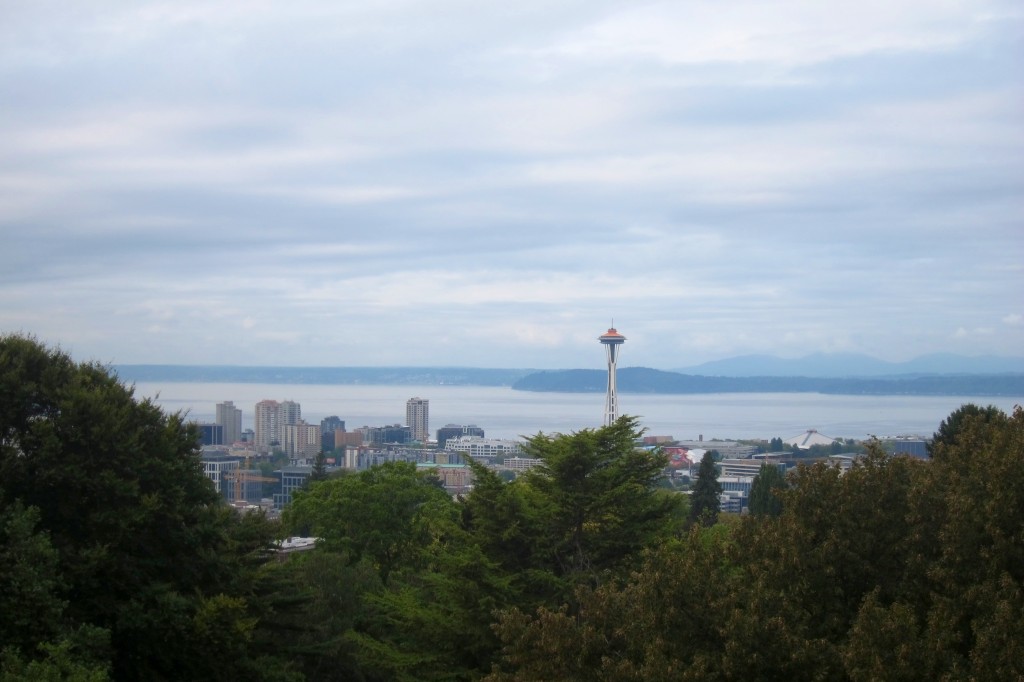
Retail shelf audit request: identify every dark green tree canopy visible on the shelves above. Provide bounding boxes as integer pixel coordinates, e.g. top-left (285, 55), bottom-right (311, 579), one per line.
top-left (689, 450), bottom-right (721, 526)
top-left (929, 402), bottom-right (1007, 459)
top-left (0, 335), bottom-right (283, 680)
top-left (748, 462), bottom-right (787, 517)
top-left (518, 415), bottom-right (680, 581)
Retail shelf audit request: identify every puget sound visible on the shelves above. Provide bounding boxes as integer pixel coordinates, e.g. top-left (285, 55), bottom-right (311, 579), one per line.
top-left (131, 382), bottom-right (1024, 442)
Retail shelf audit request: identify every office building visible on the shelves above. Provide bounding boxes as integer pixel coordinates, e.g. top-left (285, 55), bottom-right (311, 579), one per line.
top-left (201, 452), bottom-right (242, 497)
top-left (195, 422), bottom-right (224, 446)
top-left (437, 424), bottom-right (485, 448)
top-left (359, 424), bottom-right (413, 446)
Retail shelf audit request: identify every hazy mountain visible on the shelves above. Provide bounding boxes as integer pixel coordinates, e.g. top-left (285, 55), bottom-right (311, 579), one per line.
top-left (673, 353), bottom-right (1024, 378)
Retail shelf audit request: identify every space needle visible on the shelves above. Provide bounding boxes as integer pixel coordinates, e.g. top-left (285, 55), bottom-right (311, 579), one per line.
top-left (598, 325), bottom-right (626, 426)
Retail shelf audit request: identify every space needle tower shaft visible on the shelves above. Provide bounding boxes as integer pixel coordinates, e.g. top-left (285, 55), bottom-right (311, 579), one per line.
top-left (598, 326), bottom-right (626, 426)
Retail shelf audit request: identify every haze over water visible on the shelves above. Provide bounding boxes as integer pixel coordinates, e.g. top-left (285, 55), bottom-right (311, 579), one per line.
top-left (133, 382), bottom-right (1024, 442)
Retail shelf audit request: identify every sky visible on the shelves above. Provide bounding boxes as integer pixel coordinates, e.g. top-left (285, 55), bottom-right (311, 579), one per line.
top-left (1, 0), bottom-right (1022, 370)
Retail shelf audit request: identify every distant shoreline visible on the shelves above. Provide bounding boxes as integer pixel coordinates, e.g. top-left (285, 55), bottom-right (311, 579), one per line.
top-left (113, 365), bottom-right (1024, 398)
top-left (512, 368), bottom-right (1024, 397)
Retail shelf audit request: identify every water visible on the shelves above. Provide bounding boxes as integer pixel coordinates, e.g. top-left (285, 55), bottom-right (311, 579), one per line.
top-left (130, 382), bottom-right (1024, 442)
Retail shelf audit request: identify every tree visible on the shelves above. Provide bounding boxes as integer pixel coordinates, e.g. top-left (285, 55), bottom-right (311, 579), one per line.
top-left (308, 449), bottom-right (329, 484)
top-left (284, 461), bottom-right (452, 584)
top-left (929, 402), bottom-right (1007, 459)
top-left (517, 416), bottom-right (681, 583)
top-left (689, 450), bottom-right (721, 526)
top-left (748, 462), bottom-right (786, 517)
top-left (0, 335), bottom-right (284, 680)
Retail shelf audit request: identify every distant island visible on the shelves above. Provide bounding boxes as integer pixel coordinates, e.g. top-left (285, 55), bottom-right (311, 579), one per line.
top-left (112, 358), bottom-right (1024, 397)
top-left (511, 367), bottom-right (1024, 397)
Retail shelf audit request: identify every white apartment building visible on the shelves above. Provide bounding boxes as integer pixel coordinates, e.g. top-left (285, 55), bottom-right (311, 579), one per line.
top-left (503, 456), bottom-right (543, 472)
top-left (445, 435), bottom-right (523, 461)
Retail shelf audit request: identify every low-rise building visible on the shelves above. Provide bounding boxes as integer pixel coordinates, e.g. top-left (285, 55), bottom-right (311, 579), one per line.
top-left (417, 462), bottom-right (472, 493)
top-left (503, 456), bottom-right (543, 472)
top-left (445, 436), bottom-right (523, 464)
top-left (201, 452), bottom-right (242, 494)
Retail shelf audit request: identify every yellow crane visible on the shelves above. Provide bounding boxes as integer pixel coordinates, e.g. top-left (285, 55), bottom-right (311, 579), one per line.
top-left (224, 456), bottom-right (278, 505)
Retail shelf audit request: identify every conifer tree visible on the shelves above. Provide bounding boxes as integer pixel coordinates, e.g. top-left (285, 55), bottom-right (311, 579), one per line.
top-left (689, 450), bottom-right (721, 526)
top-left (748, 462), bottom-right (786, 517)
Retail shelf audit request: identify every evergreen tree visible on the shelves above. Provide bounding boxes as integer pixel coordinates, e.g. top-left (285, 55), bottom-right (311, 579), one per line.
top-left (689, 450), bottom-right (721, 526)
top-left (519, 415), bottom-right (680, 583)
top-left (308, 449), bottom-right (328, 484)
top-left (928, 402), bottom-right (1007, 459)
top-left (748, 462), bottom-right (786, 517)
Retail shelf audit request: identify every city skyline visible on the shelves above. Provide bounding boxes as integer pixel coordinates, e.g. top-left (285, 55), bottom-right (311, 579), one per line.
top-left (1, 2), bottom-right (1021, 369)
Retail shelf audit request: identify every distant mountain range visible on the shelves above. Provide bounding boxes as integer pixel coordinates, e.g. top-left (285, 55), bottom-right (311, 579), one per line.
top-left (673, 352), bottom-right (1024, 378)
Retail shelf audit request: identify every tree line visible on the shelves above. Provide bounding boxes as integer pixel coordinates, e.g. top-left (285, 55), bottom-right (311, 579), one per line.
top-left (2, 335), bottom-right (1021, 680)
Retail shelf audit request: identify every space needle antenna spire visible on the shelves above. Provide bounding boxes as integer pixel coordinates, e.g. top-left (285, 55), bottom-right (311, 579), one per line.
top-left (598, 324), bottom-right (626, 426)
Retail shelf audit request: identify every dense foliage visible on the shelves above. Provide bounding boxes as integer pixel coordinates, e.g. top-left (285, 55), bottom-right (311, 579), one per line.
top-left (4, 335), bottom-right (1022, 680)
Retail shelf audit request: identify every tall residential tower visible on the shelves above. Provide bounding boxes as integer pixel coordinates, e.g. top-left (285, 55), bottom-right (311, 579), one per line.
top-left (406, 397), bottom-right (429, 442)
top-left (215, 401), bottom-right (242, 445)
top-left (598, 326), bottom-right (626, 426)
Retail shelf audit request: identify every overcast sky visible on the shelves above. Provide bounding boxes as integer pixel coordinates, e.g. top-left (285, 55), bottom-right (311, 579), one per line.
top-left (1, 1), bottom-right (1022, 369)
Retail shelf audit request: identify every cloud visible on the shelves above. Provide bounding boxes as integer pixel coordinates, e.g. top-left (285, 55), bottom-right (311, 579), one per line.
top-left (0, 1), bottom-right (1022, 367)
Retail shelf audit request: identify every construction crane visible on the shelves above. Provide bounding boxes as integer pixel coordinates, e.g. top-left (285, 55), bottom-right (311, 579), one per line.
top-left (224, 456), bottom-right (278, 505)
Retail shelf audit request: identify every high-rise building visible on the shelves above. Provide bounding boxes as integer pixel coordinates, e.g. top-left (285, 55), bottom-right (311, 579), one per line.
top-left (283, 421), bottom-right (322, 459)
top-left (216, 401), bottom-right (243, 445)
top-left (406, 397), bottom-right (429, 442)
top-left (598, 326), bottom-right (626, 426)
top-left (321, 416), bottom-right (346, 450)
top-left (321, 415), bottom-right (345, 434)
top-left (280, 400), bottom-right (301, 427)
top-left (254, 400), bottom-right (279, 451)
top-left (254, 399), bottom-right (302, 452)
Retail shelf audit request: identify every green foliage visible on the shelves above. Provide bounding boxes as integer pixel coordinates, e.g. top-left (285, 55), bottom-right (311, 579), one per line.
top-left (0, 335), bottom-right (294, 680)
top-left (487, 405), bottom-right (1024, 681)
top-left (285, 462), bottom-right (451, 584)
top-left (0, 500), bottom-right (66, 654)
top-left (929, 402), bottom-right (1007, 459)
top-left (308, 449), bottom-right (328, 484)
top-left (747, 462), bottom-right (787, 517)
top-left (689, 450), bottom-right (721, 526)
top-left (519, 416), bottom-right (681, 582)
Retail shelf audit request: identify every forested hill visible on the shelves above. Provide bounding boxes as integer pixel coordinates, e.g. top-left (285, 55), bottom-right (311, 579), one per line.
top-left (512, 367), bottom-right (1024, 396)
